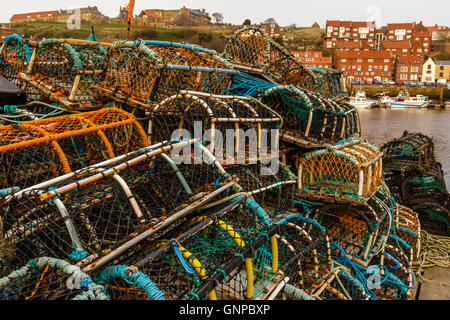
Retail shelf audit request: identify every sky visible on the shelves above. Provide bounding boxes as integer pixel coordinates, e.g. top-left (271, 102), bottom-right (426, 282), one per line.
top-left (1, 0), bottom-right (449, 27)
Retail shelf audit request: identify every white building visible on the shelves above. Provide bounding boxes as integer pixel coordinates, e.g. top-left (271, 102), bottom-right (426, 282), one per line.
top-left (421, 57), bottom-right (436, 83)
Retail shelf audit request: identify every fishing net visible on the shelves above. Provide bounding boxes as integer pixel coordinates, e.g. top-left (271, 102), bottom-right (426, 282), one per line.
top-left (412, 197), bottom-right (449, 237)
top-left (309, 67), bottom-right (346, 99)
top-left (297, 139), bottom-right (383, 201)
top-left (0, 107), bottom-right (148, 191)
top-left (392, 204), bottom-right (420, 262)
top-left (0, 140), bottom-right (238, 277)
top-left (18, 39), bottom-right (106, 110)
top-left (91, 195), bottom-right (277, 300)
top-left (0, 256), bottom-right (107, 300)
top-left (274, 213), bottom-right (336, 298)
top-left (223, 26), bottom-right (318, 91)
top-left (400, 162), bottom-right (447, 206)
top-left (310, 190), bottom-right (392, 268)
top-left (148, 91), bottom-right (281, 165)
top-left (98, 40), bottom-right (239, 112)
top-left (382, 131), bottom-right (435, 173)
top-left (0, 34), bottom-right (33, 87)
top-left (223, 161), bottom-right (297, 218)
top-left (145, 40), bottom-right (232, 69)
top-left (261, 85), bottom-right (360, 148)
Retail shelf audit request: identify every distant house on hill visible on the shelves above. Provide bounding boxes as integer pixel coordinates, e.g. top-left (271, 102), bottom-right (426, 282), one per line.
top-left (10, 10), bottom-right (58, 23)
top-left (10, 6), bottom-right (107, 24)
top-left (147, 6), bottom-right (211, 26)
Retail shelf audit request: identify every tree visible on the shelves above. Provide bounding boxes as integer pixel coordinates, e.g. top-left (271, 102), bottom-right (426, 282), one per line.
top-left (264, 18), bottom-right (277, 25)
top-left (243, 19), bottom-right (251, 26)
top-left (212, 12), bottom-right (224, 24)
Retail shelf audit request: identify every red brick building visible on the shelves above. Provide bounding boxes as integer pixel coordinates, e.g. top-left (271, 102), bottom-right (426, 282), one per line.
top-left (334, 50), bottom-right (393, 86)
top-left (394, 55), bottom-right (423, 82)
top-left (291, 51), bottom-right (332, 68)
top-left (335, 39), bottom-right (374, 51)
top-left (10, 10), bottom-right (58, 23)
top-left (324, 20), bottom-right (376, 49)
top-left (385, 22), bottom-right (431, 55)
top-left (381, 41), bottom-right (412, 58)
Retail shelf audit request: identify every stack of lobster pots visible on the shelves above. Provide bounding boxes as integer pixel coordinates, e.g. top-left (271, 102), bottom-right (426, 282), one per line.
top-left (0, 27), bottom-right (423, 301)
top-left (382, 131), bottom-right (449, 236)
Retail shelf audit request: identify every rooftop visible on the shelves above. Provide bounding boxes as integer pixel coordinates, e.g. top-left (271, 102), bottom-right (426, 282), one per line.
top-left (11, 10), bottom-right (58, 21)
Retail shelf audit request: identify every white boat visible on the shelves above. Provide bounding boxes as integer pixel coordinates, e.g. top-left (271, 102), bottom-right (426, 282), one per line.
top-left (374, 92), bottom-right (392, 107)
top-left (347, 89), bottom-right (376, 109)
top-left (391, 94), bottom-right (430, 108)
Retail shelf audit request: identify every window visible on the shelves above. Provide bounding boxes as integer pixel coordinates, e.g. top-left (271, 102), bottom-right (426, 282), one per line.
top-left (428, 65), bottom-right (432, 70)
top-left (402, 49), bottom-right (408, 52)
top-left (384, 59), bottom-right (390, 63)
top-left (357, 59), bottom-right (363, 63)
top-left (384, 65), bottom-right (389, 71)
top-left (400, 74), bottom-right (408, 80)
top-left (368, 59), bottom-right (374, 62)
top-left (341, 59), bottom-right (347, 62)
top-left (397, 35), bottom-right (404, 40)
top-left (401, 66), bottom-right (409, 72)
top-left (411, 66), bottom-right (418, 72)
top-left (440, 66), bottom-right (444, 70)
top-left (440, 73), bottom-right (444, 77)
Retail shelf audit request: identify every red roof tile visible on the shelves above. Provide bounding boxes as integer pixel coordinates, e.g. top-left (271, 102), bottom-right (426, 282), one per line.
top-left (387, 23), bottom-right (414, 30)
top-left (142, 10), bottom-right (161, 19)
top-left (11, 10), bottom-right (58, 21)
top-left (336, 50), bottom-right (392, 59)
top-left (382, 41), bottom-right (411, 49)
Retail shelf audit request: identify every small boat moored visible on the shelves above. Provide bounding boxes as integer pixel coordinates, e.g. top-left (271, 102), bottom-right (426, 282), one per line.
top-left (347, 89), bottom-right (377, 109)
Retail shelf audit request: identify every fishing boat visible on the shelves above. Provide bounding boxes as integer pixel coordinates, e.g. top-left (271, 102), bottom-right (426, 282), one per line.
top-left (347, 89), bottom-right (376, 109)
top-left (391, 93), bottom-right (430, 108)
top-left (373, 92), bottom-right (392, 107)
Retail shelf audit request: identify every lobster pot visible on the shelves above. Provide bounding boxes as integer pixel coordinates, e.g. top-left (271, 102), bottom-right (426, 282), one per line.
top-left (401, 162), bottom-right (447, 206)
top-left (97, 41), bottom-right (236, 113)
top-left (0, 140), bottom-right (235, 275)
top-left (225, 161), bottom-right (297, 217)
top-left (275, 214), bottom-right (333, 298)
top-left (309, 67), bottom-right (346, 99)
top-left (0, 34), bottom-right (33, 86)
top-left (393, 204), bottom-right (420, 261)
top-left (297, 139), bottom-right (383, 201)
top-left (382, 131), bottom-right (435, 172)
top-left (0, 257), bottom-right (107, 300)
top-left (261, 85), bottom-right (360, 148)
top-left (97, 196), bottom-right (277, 300)
top-left (311, 198), bottom-right (388, 267)
top-left (367, 242), bottom-right (414, 300)
top-left (148, 91), bottom-right (281, 165)
top-left (412, 196), bottom-right (449, 236)
top-left (0, 108), bottom-right (148, 191)
top-left (18, 39), bottom-right (105, 109)
top-left (382, 169), bottom-right (403, 201)
top-left (223, 26), bottom-right (318, 91)
top-left (145, 40), bottom-right (232, 69)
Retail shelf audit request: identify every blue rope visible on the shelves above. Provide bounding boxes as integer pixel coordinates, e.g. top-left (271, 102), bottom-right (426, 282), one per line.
top-left (172, 240), bottom-right (195, 274)
top-left (93, 265), bottom-right (165, 300)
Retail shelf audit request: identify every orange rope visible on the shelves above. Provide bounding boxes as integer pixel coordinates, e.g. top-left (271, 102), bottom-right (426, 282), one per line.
top-left (25, 264), bottom-right (50, 300)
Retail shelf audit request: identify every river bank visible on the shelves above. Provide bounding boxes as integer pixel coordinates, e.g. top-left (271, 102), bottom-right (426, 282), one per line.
top-left (348, 84), bottom-right (450, 101)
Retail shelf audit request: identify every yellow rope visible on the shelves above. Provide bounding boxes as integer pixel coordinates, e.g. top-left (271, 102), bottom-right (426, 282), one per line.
top-left (415, 230), bottom-right (450, 283)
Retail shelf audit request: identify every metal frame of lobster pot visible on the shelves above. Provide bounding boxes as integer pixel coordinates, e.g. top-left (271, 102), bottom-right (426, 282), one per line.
top-left (17, 38), bottom-right (109, 110)
top-left (223, 26), bottom-right (318, 91)
top-left (102, 194), bottom-right (280, 300)
top-left (261, 85), bottom-right (360, 149)
top-left (147, 90), bottom-right (281, 166)
top-left (296, 139), bottom-right (383, 204)
top-left (0, 107), bottom-right (148, 192)
top-left (0, 139), bottom-right (238, 278)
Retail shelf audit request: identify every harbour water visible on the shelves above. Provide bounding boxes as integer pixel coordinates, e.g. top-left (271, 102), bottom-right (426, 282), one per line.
top-left (358, 108), bottom-right (450, 186)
